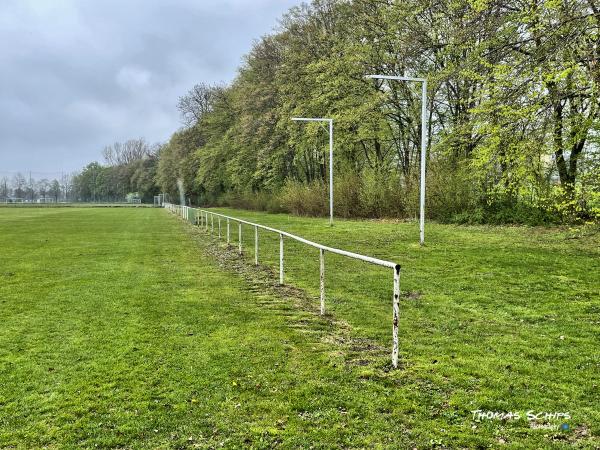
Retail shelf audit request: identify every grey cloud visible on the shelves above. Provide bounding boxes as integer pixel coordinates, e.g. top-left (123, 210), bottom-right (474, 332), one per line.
top-left (0, 0), bottom-right (300, 174)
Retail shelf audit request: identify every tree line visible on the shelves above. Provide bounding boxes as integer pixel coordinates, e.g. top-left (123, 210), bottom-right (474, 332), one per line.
top-left (12, 0), bottom-right (600, 224)
top-left (1, 173), bottom-right (69, 203)
top-left (156, 0), bottom-right (600, 224)
top-left (1, 139), bottom-right (159, 203)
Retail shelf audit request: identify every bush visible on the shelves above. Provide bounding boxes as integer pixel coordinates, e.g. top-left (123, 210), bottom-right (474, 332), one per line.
top-left (279, 180), bottom-right (328, 216)
top-left (211, 162), bottom-right (595, 226)
top-left (355, 170), bottom-right (407, 218)
top-left (216, 191), bottom-right (285, 213)
top-left (333, 172), bottom-right (362, 218)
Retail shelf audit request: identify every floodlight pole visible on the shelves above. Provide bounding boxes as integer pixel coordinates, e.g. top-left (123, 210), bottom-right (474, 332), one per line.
top-left (292, 117), bottom-right (334, 226)
top-left (366, 75), bottom-right (428, 246)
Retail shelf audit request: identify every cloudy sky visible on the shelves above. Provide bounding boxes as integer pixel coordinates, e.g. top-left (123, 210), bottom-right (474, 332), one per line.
top-left (0, 0), bottom-right (301, 176)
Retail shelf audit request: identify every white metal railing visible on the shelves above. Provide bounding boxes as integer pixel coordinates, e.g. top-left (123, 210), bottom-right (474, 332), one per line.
top-left (164, 203), bottom-right (402, 368)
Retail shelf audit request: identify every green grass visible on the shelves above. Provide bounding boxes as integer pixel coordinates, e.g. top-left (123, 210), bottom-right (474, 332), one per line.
top-left (0, 207), bottom-right (598, 448)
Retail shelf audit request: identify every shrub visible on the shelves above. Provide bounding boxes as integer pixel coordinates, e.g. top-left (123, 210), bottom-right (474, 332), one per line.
top-left (279, 180), bottom-right (328, 216)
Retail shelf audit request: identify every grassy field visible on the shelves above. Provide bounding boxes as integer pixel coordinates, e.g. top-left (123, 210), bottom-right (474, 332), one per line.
top-left (0, 207), bottom-right (598, 448)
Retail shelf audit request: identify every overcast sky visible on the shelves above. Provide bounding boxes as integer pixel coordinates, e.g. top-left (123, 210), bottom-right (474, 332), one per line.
top-left (0, 0), bottom-right (301, 176)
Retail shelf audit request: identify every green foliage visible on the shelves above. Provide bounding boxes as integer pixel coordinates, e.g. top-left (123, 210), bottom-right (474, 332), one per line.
top-left (170, 0), bottom-right (597, 224)
top-left (71, 0), bottom-right (600, 224)
top-left (72, 139), bottom-right (161, 203)
top-left (279, 179), bottom-right (328, 216)
top-left (157, 126), bottom-right (204, 204)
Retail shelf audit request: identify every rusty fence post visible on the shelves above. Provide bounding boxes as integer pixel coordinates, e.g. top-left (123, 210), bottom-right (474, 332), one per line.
top-left (392, 264), bottom-right (401, 369)
top-left (279, 234), bottom-right (284, 285)
top-left (320, 249), bottom-right (325, 315)
top-left (254, 225), bottom-right (258, 265)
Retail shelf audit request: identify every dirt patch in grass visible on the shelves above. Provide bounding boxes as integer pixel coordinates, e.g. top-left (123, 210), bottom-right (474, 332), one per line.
top-left (182, 219), bottom-right (391, 370)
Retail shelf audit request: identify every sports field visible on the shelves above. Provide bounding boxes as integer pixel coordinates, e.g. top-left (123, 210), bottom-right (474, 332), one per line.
top-left (0, 207), bottom-right (598, 448)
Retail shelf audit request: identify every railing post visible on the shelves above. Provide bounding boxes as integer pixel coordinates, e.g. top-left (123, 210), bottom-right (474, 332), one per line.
top-left (279, 234), bottom-right (284, 285)
top-left (320, 249), bottom-right (325, 315)
top-left (205, 212), bottom-right (209, 231)
top-left (254, 226), bottom-right (258, 265)
top-left (392, 264), bottom-right (401, 369)
top-left (227, 219), bottom-right (230, 245)
top-left (218, 217), bottom-right (221, 239)
top-left (238, 223), bottom-right (242, 255)
top-left (211, 214), bottom-right (214, 236)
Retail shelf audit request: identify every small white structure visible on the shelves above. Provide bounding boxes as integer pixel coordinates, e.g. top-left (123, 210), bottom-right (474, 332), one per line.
top-left (153, 195), bottom-right (164, 207)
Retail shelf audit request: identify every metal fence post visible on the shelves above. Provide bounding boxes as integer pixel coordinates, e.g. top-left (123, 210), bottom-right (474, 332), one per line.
top-left (320, 249), bottom-right (325, 315)
top-left (392, 264), bottom-right (401, 369)
top-left (211, 214), bottom-right (214, 236)
top-left (218, 217), bottom-right (221, 239)
top-left (227, 219), bottom-right (230, 245)
top-left (254, 226), bottom-right (258, 265)
top-left (205, 212), bottom-right (209, 231)
top-left (238, 223), bottom-right (242, 255)
top-left (279, 234), bottom-right (284, 285)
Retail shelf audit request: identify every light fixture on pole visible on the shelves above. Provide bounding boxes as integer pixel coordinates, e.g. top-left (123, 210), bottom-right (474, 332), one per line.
top-left (291, 117), bottom-right (334, 226)
top-left (365, 74), bottom-right (428, 246)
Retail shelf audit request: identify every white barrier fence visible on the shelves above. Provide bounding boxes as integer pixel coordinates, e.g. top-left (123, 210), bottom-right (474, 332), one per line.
top-left (164, 203), bottom-right (402, 368)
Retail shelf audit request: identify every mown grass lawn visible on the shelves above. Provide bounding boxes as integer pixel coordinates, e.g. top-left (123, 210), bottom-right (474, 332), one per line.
top-left (0, 207), bottom-right (598, 448)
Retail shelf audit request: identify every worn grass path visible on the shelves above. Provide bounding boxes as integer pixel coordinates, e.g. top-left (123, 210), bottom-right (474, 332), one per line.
top-left (0, 207), bottom-right (598, 448)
